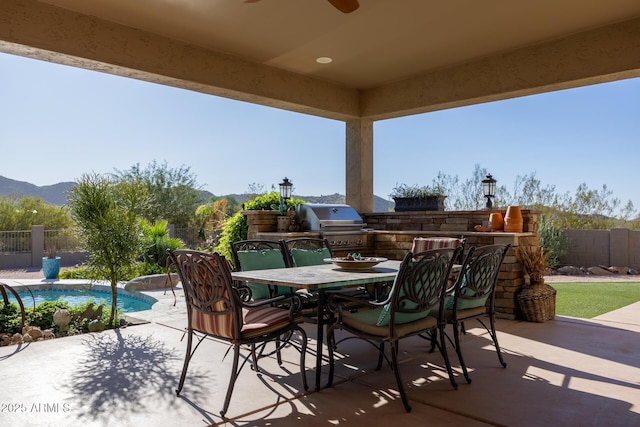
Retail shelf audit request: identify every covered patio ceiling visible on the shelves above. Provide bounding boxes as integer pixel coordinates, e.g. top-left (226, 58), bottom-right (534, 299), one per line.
top-left (2, 0), bottom-right (640, 210)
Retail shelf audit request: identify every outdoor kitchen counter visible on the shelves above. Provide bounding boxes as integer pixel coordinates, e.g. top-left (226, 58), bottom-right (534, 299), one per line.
top-left (368, 230), bottom-right (534, 261)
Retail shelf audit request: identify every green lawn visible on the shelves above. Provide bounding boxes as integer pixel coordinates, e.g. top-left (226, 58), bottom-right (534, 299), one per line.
top-left (552, 282), bottom-right (640, 318)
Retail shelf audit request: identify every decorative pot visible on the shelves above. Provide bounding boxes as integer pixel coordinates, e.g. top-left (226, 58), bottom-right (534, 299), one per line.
top-left (504, 205), bottom-right (523, 232)
top-left (489, 212), bottom-right (504, 231)
top-left (393, 196), bottom-right (446, 212)
top-left (42, 257), bottom-right (61, 280)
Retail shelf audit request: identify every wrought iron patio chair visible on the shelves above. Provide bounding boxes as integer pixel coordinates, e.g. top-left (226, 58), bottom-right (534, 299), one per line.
top-left (432, 243), bottom-right (511, 384)
top-left (230, 239), bottom-right (294, 301)
top-left (326, 247), bottom-right (461, 412)
top-left (282, 237), bottom-right (333, 268)
top-left (167, 249), bottom-right (308, 417)
top-left (283, 237), bottom-right (371, 319)
top-left (411, 236), bottom-right (467, 292)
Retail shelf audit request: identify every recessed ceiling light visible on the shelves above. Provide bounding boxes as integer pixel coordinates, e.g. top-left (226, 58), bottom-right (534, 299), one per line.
top-left (316, 57), bottom-right (333, 64)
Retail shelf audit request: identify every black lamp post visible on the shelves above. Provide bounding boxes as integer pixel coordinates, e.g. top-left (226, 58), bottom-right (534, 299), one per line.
top-left (279, 177), bottom-right (293, 213)
top-left (482, 174), bottom-right (496, 210)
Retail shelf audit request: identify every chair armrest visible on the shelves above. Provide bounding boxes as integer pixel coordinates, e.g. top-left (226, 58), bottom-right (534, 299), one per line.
top-left (241, 293), bottom-right (288, 308)
top-left (233, 282), bottom-right (253, 302)
top-left (326, 292), bottom-right (387, 322)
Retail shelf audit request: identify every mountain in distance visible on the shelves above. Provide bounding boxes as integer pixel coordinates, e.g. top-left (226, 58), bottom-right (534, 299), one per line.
top-left (0, 176), bottom-right (392, 212)
top-left (0, 176), bottom-right (76, 206)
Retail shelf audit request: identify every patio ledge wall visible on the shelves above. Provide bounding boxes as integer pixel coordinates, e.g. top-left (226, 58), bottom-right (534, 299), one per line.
top-left (362, 210), bottom-right (540, 320)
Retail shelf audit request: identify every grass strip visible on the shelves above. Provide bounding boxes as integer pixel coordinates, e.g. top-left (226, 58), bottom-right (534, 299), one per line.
top-left (552, 282), bottom-right (640, 318)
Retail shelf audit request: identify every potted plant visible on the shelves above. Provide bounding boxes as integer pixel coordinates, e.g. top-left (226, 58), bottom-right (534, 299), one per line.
top-left (516, 245), bottom-right (556, 322)
top-left (42, 244), bottom-right (61, 280)
top-left (390, 183), bottom-right (446, 211)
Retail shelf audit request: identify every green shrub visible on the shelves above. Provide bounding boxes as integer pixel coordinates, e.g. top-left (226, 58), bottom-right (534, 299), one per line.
top-left (59, 264), bottom-right (102, 280)
top-left (214, 212), bottom-right (248, 266)
top-left (132, 261), bottom-right (166, 276)
top-left (139, 219), bottom-right (185, 269)
top-left (538, 215), bottom-right (569, 268)
top-left (0, 302), bottom-right (22, 334)
top-left (69, 300), bottom-right (114, 334)
top-left (27, 301), bottom-right (71, 332)
top-left (213, 192), bottom-right (307, 267)
top-left (60, 260), bottom-right (169, 281)
top-left (1, 298), bottom-right (117, 336)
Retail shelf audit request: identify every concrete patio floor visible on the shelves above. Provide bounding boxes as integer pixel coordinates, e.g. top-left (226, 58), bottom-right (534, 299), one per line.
top-left (1, 279), bottom-right (639, 427)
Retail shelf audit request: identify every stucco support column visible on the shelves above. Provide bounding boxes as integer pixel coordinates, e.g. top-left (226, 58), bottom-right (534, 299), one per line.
top-left (345, 119), bottom-right (374, 213)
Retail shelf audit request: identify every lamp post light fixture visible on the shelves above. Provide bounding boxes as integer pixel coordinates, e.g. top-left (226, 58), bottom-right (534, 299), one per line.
top-left (279, 177), bottom-right (293, 213)
top-left (482, 174), bottom-right (497, 210)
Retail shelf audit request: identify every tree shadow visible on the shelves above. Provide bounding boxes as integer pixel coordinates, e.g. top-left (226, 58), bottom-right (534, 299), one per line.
top-left (177, 336), bottom-right (311, 425)
top-left (65, 329), bottom-right (207, 423)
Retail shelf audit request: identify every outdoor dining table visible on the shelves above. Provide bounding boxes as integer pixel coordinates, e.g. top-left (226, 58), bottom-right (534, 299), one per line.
top-left (230, 259), bottom-right (402, 390)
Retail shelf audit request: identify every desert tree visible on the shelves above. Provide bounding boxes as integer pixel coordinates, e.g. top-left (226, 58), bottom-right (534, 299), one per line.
top-left (112, 160), bottom-right (203, 228)
top-left (67, 173), bottom-right (151, 327)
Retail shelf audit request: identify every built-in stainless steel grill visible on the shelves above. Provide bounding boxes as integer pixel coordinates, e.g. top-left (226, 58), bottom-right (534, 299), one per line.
top-left (297, 204), bottom-right (365, 231)
top-left (296, 204), bottom-right (370, 253)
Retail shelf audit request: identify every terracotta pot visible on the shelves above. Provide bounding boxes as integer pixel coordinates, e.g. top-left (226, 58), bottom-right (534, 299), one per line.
top-left (504, 206), bottom-right (523, 232)
top-left (489, 212), bottom-right (504, 231)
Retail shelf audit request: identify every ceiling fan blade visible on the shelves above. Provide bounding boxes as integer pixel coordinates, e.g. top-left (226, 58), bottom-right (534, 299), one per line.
top-left (245, 0), bottom-right (359, 14)
top-left (328, 0), bottom-right (360, 13)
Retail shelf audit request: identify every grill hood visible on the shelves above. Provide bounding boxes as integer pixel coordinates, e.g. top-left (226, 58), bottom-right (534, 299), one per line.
top-left (297, 204), bottom-right (365, 232)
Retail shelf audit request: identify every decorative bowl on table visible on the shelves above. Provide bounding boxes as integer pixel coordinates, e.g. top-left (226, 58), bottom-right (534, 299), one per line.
top-left (324, 256), bottom-right (388, 270)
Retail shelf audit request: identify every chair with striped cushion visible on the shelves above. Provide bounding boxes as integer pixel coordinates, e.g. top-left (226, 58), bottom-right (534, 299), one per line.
top-left (167, 249), bottom-right (308, 417)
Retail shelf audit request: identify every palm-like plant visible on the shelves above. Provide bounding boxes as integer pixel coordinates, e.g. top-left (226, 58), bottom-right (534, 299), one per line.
top-left (67, 173), bottom-right (151, 327)
top-left (139, 219), bottom-right (184, 270)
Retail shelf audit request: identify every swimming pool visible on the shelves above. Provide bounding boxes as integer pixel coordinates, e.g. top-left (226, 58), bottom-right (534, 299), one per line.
top-left (9, 286), bottom-right (157, 313)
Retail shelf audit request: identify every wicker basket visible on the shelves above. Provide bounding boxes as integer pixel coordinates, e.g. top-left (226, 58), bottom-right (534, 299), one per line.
top-left (517, 282), bottom-right (556, 322)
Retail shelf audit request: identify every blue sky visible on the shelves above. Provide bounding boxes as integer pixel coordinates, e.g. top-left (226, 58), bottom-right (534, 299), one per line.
top-left (1, 52), bottom-right (638, 210)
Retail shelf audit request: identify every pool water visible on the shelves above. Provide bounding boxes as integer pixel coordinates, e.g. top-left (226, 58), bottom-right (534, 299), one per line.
top-left (11, 288), bottom-right (156, 313)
